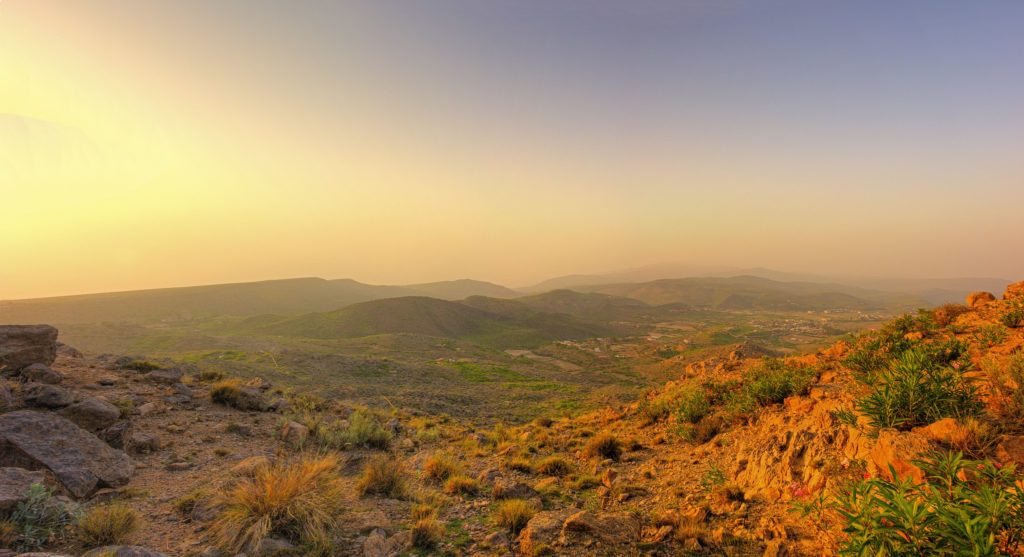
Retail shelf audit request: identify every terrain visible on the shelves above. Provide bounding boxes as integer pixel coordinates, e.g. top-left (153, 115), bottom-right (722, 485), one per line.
top-left (2, 281), bottom-right (1023, 556)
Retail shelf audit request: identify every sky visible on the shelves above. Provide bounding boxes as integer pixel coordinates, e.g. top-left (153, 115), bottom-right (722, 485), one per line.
top-left (1, 0), bottom-right (1023, 299)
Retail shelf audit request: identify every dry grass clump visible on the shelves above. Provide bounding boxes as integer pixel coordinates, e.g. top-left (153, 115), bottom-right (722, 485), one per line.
top-left (583, 433), bottom-right (622, 461)
top-left (410, 517), bottom-right (445, 549)
top-left (493, 499), bottom-right (536, 534)
top-left (424, 452), bottom-right (460, 482)
top-left (504, 456), bottom-right (534, 473)
top-left (534, 456), bottom-right (572, 477)
top-left (357, 455), bottom-right (408, 498)
top-left (443, 475), bottom-right (479, 496)
top-left (410, 503), bottom-right (437, 521)
top-left (209, 454), bottom-right (344, 554)
top-left (209, 379), bottom-right (245, 406)
top-left (75, 503), bottom-right (139, 547)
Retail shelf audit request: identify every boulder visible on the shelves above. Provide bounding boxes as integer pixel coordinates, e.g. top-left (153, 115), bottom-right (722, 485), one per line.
top-left (23, 383), bottom-right (74, 408)
top-left (58, 397), bottom-right (121, 432)
top-left (280, 421), bottom-right (309, 447)
top-left (362, 528), bottom-right (409, 557)
top-left (559, 510), bottom-right (641, 547)
top-left (0, 325), bottom-right (58, 372)
top-left (128, 432), bottom-right (161, 454)
top-left (253, 537), bottom-right (297, 556)
top-left (56, 341), bottom-right (83, 359)
top-left (21, 363), bottom-right (63, 385)
top-left (966, 291), bottom-right (996, 308)
top-left (869, 429), bottom-right (929, 483)
top-left (0, 466), bottom-right (46, 513)
top-left (99, 422), bottom-right (134, 450)
top-left (146, 368), bottom-right (183, 385)
top-left (517, 508), bottom-right (576, 556)
top-left (80, 547), bottom-right (168, 557)
top-left (0, 410), bottom-right (133, 498)
top-left (996, 435), bottom-right (1024, 467)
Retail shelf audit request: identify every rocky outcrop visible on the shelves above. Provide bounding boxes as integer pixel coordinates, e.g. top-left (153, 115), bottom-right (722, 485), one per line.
top-left (24, 383), bottom-right (74, 408)
top-left (0, 466), bottom-right (46, 513)
top-left (559, 510), bottom-right (641, 547)
top-left (21, 363), bottom-right (64, 384)
top-left (517, 508), bottom-right (577, 556)
top-left (0, 410), bottom-right (133, 498)
top-left (58, 397), bottom-right (121, 432)
top-left (0, 325), bottom-right (58, 372)
top-left (966, 291), bottom-right (996, 308)
top-left (1006, 281), bottom-right (1024, 301)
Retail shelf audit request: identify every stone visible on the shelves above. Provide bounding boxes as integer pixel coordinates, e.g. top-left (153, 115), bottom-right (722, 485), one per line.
top-left (912, 418), bottom-right (968, 446)
top-left (870, 429), bottom-right (929, 483)
top-left (80, 547), bottom-right (169, 557)
top-left (253, 537), bottom-right (297, 556)
top-left (166, 461), bottom-right (193, 471)
top-left (99, 422), bottom-right (134, 450)
top-left (483, 530), bottom-right (509, 547)
top-left (996, 435), bottom-right (1024, 467)
top-left (0, 410), bottom-right (133, 498)
top-left (58, 397), bottom-right (121, 432)
top-left (362, 528), bottom-right (408, 557)
top-left (56, 342), bottom-right (83, 359)
top-left (21, 363), bottom-right (63, 385)
top-left (23, 383), bottom-right (74, 408)
top-left (517, 508), bottom-right (576, 557)
top-left (0, 467), bottom-right (46, 513)
top-left (280, 421), bottom-right (309, 447)
top-left (172, 383), bottom-right (194, 398)
top-left (135, 402), bottom-right (160, 416)
top-left (560, 510), bottom-right (641, 547)
top-left (128, 432), bottom-right (161, 454)
top-left (0, 325), bottom-right (58, 372)
top-left (147, 368), bottom-right (183, 385)
top-left (967, 291), bottom-right (996, 308)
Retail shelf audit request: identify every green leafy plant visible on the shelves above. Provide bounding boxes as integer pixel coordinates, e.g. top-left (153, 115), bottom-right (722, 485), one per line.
top-left (1002, 304), bottom-right (1024, 329)
top-left (975, 324), bottom-right (1009, 347)
top-left (5, 484), bottom-right (74, 551)
top-left (835, 452), bottom-right (1024, 556)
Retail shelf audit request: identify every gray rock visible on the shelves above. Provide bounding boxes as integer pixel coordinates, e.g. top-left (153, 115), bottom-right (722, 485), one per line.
top-left (0, 466), bottom-right (46, 513)
top-left (172, 383), bottom-right (193, 398)
top-left (253, 538), bottom-right (297, 556)
top-left (58, 397), bottom-right (121, 431)
top-left (80, 547), bottom-right (168, 557)
top-left (128, 432), bottom-right (161, 454)
top-left (146, 368), bottom-right (183, 385)
top-left (21, 363), bottom-right (63, 385)
top-left (0, 325), bottom-right (58, 372)
top-left (0, 410), bottom-right (133, 498)
top-left (99, 421), bottom-right (134, 450)
top-left (23, 383), bottom-right (73, 408)
top-left (56, 341), bottom-right (83, 358)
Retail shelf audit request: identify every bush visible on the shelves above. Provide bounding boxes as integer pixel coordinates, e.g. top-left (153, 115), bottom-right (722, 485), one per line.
top-left (443, 475), bottom-right (479, 496)
top-left (836, 452), bottom-right (1024, 555)
top-left (410, 517), bottom-right (445, 549)
top-left (121, 359), bottom-right (161, 372)
top-left (357, 455), bottom-right (408, 498)
top-left (583, 433), bottom-right (622, 461)
top-left (504, 456), bottom-right (533, 473)
top-left (1002, 304), bottom-right (1024, 328)
top-left (210, 455), bottom-right (344, 554)
top-left (424, 452), bottom-right (460, 482)
top-left (857, 347), bottom-right (981, 430)
top-left (494, 499), bottom-right (536, 534)
top-left (744, 359), bottom-right (816, 406)
top-left (691, 414), bottom-right (726, 444)
top-left (209, 379), bottom-right (245, 406)
top-left (75, 503), bottom-right (139, 547)
top-left (315, 410), bottom-right (392, 450)
top-left (675, 385), bottom-right (711, 424)
top-left (4, 483), bottom-right (73, 551)
top-left (534, 456), bottom-right (572, 477)
top-left (975, 324), bottom-right (1009, 347)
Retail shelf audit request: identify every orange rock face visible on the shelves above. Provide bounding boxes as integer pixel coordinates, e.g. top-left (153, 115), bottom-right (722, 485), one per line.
top-left (1006, 281), bottom-right (1024, 301)
top-left (967, 291), bottom-right (996, 308)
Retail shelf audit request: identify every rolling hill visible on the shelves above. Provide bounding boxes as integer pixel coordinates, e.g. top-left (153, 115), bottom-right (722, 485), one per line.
top-left (246, 296), bottom-right (621, 348)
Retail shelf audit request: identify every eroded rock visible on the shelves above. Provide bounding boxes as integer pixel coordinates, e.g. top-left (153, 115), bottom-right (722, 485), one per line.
top-left (0, 325), bottom-right (58, 372)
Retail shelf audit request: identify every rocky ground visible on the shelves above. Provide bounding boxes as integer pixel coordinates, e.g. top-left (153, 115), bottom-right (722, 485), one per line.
top-left (2, 280), bottom-right (1023, 556)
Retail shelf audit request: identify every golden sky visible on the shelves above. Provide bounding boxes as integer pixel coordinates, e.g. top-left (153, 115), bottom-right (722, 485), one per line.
top-left (2, 1), bottom-right (1023, 299)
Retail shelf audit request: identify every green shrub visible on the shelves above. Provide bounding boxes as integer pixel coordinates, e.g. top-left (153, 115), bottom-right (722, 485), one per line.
top-left (4, 483), bottom-right (74, 551)
top-left (975, 324), bottom-right (1008, 347)
top-left (675, 384), bottom-right (711, 424)
top-left (856, 347), bottom-right (981, 430)
top-left (1002, 304), bottom-right (1024, 329)
top-left (308, 410), bottom-right (392, 450)
top-left (121, 359), bottom-right (161, 372)
top-left (836, 452), bottom-right (1024, 555)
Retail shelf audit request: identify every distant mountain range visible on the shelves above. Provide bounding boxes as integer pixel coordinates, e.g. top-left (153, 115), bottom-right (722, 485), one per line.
top-left (0, 268), bottom-right (1010, 326)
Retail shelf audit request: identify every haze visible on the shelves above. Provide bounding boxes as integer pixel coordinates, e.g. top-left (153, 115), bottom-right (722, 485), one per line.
top-left (2, 0), bottom-right (1023, 300)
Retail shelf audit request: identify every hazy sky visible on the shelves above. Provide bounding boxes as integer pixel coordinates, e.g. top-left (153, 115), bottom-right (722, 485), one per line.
top-left (2, 1), bottom-right (1023, 299)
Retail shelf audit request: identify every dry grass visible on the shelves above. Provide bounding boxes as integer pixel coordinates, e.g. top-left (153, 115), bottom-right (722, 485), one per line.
top-left (209, 379), bottom-right (245, 406)
top-left (209, 454), bottom-right (344, 554)
top-left (410, 517), bottom-right (445, 549)
top-left (534, 456), bottom-right (572, 477)
top-left (424, 452), bottom-right (460, 482)
top-left (357, 455), bottom-right (408, 498)
top-left (0, 520), bottom-right (18, 548)
top-left (75, 503), bottom-right (139, 548)
top-left (443, 475), bottom-right (479, 496)
top-left (494, 499), bottom-right (536, 534)
top-left (410, 503), bottom-right (437, 521)
top-left (504, 456), bottom-right (534, 473)
top-left (583, 433), bottom-right (622, 461)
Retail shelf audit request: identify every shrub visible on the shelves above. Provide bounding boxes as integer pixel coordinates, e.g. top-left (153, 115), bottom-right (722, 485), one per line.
top-left (932, 303), bottom-right (971, 327)
top-left (675, 385), bottom-right (711, 424)
top-left (5, 483), bottom-right (74, 551)
top-left (1002, 304), bottom-right (1024, 328)
top-left (357, 455), bottom-right (408, 498)
top-left (583, 433), bottom-right (622, 461)
top-left (836, 452), bottom-right (1024, 555)
top-left (744, 359), bottom-right (815, 406)
top-left (985, 353), bottom-right (1024, 425)
top-left (691, 414), bottom-right (726, 444)
top-left (857, 347), bottom-right (981, 430)
top-left (424, 452), bottom-right (460, 482)
top-left (315, 410), bottom-right (392, 450)
top-left (209, 379), bottom-right (245, 406)
top-left (443, 475), bottom-right (479, 496)
top-left (210, 455), bottom-right (344, 554)
top-left (494, 499), bottom-right (536, 534)
top-left (534, 416), bottom-right (554, 428)
top-left (504, 457), bottom-right (533, 473)
top-left (121, 359), bottom-right (161, 372)
top-left (975, 324), bottom-right (1009, 347)
top-left (410, 517), bottom-right (445, 549)
top-left (534, 456), bottom-right (572, 477)
top-left (75, 503), bottom-right (139, 547)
